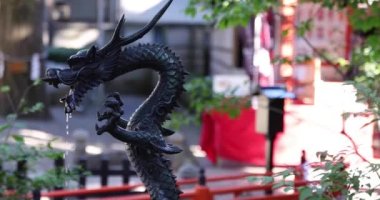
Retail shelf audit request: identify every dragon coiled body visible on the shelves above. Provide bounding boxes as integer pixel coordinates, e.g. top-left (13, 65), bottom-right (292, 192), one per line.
top-left (120, 44), bottom-right (186, 127)
top-left (109, 44), bottom-right (185, 199)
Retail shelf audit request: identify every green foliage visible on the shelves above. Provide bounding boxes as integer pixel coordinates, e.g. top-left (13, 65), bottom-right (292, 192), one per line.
top-left (308, 1), bottom-right (380, 101)
top-left (296, 19), bottom-right (313, 37)
top-left (164, 77), bottom-right (251, 130)
top-left (0, 140), bottom-right (83, 199)
top-left (248, 168), bottom-right (295, 193)
top-left (185, 0), bottom-right (278, 28)
top-left (185, 0), bottom-right (380, 126)
top-left (297, 151), bottom-right (379, 200)
top-left (0, 83), bottom-right (82, 199)
top-left (248, 151), bottom-right (380, 200)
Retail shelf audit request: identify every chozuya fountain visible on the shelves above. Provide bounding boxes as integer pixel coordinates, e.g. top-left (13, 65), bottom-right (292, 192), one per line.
top-left (43, 0), bottom-right (187, 199)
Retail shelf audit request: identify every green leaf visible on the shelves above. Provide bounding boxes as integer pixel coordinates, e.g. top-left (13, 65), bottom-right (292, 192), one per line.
top-left (12, 135), bottom-right (25, 143)
top-left (366, 188), bottom-right (374, 196)
top-left (297, 19), bottom-right (313, 37)
top-left (316, 151), bottom-right (330, 161)
top-left (247, 176), bottom-right (261, 183)
top-left (185, 6), bottom-right (197, 17)
top-left (32, 78), bottom-right (42, 86)
top-left (273, 181), bottom-right (285, 189)
top-left (0, 85), bottom-right (10, 93)
top-left (275, 169), bottom-right (294, 178)
top-left (27, 102), bottom-right (45, 113)
top-left (299, 187), bottom-right (313, 200)
top-left (283, 186), bottom-right (293, 192)
top-left (281, 29), bottom-right (289, 37)
top-left (0, 123), bottom-right (11, 133)
top-left (262, 176), bottom-right (274, 184)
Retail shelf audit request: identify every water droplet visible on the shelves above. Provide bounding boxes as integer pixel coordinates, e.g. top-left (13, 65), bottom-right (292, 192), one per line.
top-left (65, 113), bottom-right (70, 136)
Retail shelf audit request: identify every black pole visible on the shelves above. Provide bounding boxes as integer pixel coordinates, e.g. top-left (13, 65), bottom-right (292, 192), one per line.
top-left (79, 158), bottom-right (87, 188)
top-left (100, 158), bottom-right (109, 186)
top-left (265, 132), bottom-right (276, 195)
top-left (122, 159), bottom-right (131, 184)
top-left (198, 168), bottom-right (206, 186)
top-left (265, 137), bottom-right (275, 173)
top-left (203, 28), bottom-right (211, 76)
top-left (54, 157), bottom-right (64, 200)
top-left (32, 190), bottom-right (41, 200)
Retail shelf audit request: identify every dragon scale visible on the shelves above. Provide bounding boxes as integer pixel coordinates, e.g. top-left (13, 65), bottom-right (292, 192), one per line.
top-left (119, 44), bottom-right (186, 128)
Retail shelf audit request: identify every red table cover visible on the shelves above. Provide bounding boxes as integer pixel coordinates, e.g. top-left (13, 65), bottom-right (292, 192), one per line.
top-left (200, 108), bottom-right (267, 165)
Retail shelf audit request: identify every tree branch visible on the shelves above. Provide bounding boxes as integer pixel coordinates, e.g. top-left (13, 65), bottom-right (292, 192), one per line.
top-left (300, 36), bottom-right (346, 79)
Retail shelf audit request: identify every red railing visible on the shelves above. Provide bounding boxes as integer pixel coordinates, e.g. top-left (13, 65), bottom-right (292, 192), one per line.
top-left (42, 170), bottom-right (314, 200)
top-left (99, 180), bottom-right (312, 200)
top-left (42, 172), bottom-right (273, 198)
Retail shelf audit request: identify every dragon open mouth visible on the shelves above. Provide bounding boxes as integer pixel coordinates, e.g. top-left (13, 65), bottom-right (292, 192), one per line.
top-left (43, 77), bottom-right (61, 88)
top-left (56, 79), bottom-right (102, 113)
top-left (43, 68), bottom-right (103, 113)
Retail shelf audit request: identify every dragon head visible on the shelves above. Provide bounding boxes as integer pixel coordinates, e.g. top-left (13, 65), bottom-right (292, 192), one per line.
top-left (43, 0), bottom-right (173, 113)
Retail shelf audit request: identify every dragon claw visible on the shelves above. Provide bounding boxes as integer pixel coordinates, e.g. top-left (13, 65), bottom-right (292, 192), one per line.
top-left (95, 123), bottom-right (101, 134)
top-left (95, 123), bottom-right (106, 135)
top-left (95, 92), bottom-right (125, 135)
top-left (107, 92), bottom-right (123, 106)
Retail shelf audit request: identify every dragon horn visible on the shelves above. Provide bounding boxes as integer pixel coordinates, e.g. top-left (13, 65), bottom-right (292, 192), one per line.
top-left (98, 0), bottom-right (173, 56)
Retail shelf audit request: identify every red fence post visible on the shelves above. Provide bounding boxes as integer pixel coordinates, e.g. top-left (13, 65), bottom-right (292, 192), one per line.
top-left (194, 185), bottom-right (213, 200)
top-left (194, 168), bottom-right (213, 200)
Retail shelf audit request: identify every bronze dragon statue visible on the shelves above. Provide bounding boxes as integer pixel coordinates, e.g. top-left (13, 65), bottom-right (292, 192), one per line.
top-left (43, 0), bottom-right (187, 199)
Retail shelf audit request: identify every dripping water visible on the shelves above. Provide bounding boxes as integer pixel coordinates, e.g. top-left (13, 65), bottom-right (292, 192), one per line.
top-left (66, 113), bottom-right (70, 135)
top-left (64, 113), bottom-right (70, 188)
top-left (63, 95), bottom-right (73, 188)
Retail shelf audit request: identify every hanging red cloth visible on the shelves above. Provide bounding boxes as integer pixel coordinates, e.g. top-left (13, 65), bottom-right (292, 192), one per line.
top-left (200, 108), bottom-right (267, 165)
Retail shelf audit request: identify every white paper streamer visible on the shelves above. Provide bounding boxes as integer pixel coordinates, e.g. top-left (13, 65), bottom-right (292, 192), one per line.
top-left (0, 52), bottom-right (4, 79)
top-left (30, 53), bottom-right (40, 80)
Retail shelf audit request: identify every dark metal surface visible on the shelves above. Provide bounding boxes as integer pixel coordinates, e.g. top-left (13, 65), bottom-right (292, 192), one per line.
top-left (43, 0), bottom-right (186, 199)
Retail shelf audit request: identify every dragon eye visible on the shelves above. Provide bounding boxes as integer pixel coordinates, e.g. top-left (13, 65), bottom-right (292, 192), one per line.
top-left (67, 59), bottom-right (75, 66)
top-left (67, 57), bottom-right (85, 69)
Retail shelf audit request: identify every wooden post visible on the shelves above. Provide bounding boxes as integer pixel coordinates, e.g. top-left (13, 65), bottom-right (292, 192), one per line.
top-left (194, 185), bottom-right (213, 200)
top-left (79, 158), bottom-right (87, 188)
top-left (16, 160), bottom-right (27, 179)
top-left (100, 158), bottom-right (109, 186)
top-left (194, 167), bottom-right (212, 200)
top-left (32, 190), bottom-right (41, 200)
top-left (54, 157), bottom-right (64, 200)
top-left (122, 159), bottom-right (131, 184)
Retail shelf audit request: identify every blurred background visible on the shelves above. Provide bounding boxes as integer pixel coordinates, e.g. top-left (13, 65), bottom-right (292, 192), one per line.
top-left (1, 0), bottom-right (380, 199)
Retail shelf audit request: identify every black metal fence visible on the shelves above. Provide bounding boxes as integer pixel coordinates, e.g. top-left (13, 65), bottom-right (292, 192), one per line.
top-left (2, 157), bottom-right (138, 200)
top-left (77, 157), bottom-right (136, 188)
